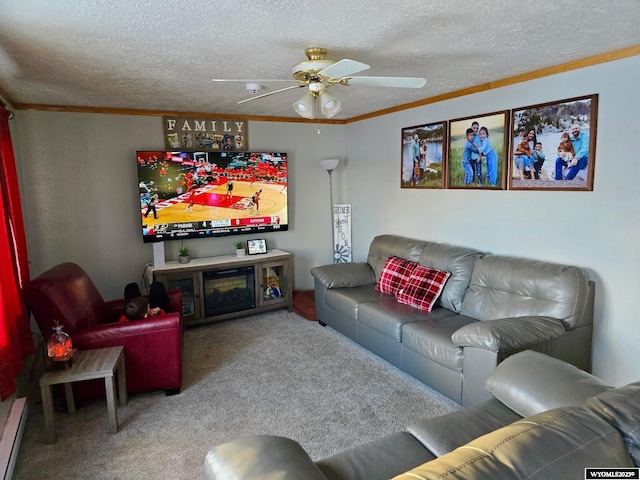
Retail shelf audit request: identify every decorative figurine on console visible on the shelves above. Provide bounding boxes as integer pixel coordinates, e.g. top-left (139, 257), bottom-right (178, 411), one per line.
top-left (263, 276), bottom-right (281, 300)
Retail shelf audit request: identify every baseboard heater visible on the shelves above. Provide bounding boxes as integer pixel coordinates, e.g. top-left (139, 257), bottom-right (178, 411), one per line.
top-left (0, 397), bottom-right (27, 480)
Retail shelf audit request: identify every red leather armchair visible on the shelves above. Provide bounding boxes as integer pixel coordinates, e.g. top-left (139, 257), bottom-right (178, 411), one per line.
top-left (24, 262), bottom-right (184, 402)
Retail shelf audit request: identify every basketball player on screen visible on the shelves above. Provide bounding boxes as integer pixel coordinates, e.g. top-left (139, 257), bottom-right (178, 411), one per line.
top-left (250, 189), bottom-right (262, 215)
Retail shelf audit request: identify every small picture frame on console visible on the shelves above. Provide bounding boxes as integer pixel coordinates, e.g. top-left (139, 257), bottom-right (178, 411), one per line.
top-left (247, 238), bottom-right (267, 255)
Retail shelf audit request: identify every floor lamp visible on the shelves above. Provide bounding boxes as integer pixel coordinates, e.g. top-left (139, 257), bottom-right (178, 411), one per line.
top-left (320, 158), bottom-right (340, 262)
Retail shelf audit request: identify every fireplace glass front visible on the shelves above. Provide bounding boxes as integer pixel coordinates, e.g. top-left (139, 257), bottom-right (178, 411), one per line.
top-left (202, 265), bottom-right (256, 317)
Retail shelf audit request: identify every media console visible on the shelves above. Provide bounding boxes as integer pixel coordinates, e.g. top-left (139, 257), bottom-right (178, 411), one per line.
top-left (146, 249), bottom-right (293, 327)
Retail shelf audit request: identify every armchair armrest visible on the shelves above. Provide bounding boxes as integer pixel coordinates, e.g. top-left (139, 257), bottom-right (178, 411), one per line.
top-left (452, 316), bottom-right (565, 352)
top-left (71, 312), bottom-right (183, 394)
top-left (311, 263), bottom-right (376, 289)
top-left (204, 435), bottom-right (327, 480)
top-left (71, 313), bottom-right (182, 345)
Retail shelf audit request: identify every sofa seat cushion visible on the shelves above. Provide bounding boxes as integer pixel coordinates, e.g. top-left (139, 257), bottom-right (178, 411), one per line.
top-left (393, 407), bottom-right (634, 480)
top-left (407, 398), bottom-right (521, 457)
top-left (358, 302), bottom-right (458, 342)
top-left (401, 316), bottom-right (477, 371)
top-left (316, 431), bottom-right (435, 480)
top-left (325, 286), bottom-right (388, 320)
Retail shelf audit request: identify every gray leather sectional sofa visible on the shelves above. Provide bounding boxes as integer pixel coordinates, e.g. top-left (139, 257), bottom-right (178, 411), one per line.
top-left (310, 234), bottom-right (594, 406)
top-left (204, 351), bottom-right (640, 480)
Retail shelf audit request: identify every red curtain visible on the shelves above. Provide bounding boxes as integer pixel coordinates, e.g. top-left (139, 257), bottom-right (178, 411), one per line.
top-left (0, 103), bottom-right (34, 400)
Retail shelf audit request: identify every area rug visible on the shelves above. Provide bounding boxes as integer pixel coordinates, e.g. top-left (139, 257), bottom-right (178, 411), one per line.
top-left (13, 310), bottom-right (460, 479)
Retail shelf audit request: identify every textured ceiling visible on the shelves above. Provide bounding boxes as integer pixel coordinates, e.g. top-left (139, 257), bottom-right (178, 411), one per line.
top-left (1, 0), bottom-right (639, 120)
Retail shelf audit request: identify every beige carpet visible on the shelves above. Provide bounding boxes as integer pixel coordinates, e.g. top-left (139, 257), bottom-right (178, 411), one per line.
top-left (13, 310), bottom-right (460, 479)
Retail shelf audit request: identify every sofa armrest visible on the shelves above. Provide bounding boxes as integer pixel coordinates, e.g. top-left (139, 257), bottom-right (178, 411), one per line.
top-left (485, 350), bottom-right (611, 417)
top-left (204, 435), bottom-right (327, 480)
top-left (452, 316), bottom-right (565, 352)
top-left (311, 263), bottom-right (376, 289)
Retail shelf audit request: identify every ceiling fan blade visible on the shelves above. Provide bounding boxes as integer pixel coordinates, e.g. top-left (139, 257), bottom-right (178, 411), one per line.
top-left (318, 59), bottom-right (369, 79)
top-left (212, 78), bottom-right (297, 83)
top-left (347, 76), bottom-right (427, 88)
top-left (237, 84), bottom-right (305, 104)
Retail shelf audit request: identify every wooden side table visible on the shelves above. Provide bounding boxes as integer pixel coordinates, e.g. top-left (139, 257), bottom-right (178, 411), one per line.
top-left (39, 346), bottom-right (127, 444)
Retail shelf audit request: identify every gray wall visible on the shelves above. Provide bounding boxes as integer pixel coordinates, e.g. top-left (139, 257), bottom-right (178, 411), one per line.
top-left (343, 55), bottom-right (640, 387)
top-left (13, 114), bottom-right (345, 299)
top-left (11, 54), bottom-right (640, 388)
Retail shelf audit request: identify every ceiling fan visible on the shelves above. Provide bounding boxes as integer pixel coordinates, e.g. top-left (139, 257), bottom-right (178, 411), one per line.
top-left (212, 47), bottom-right (427, 119)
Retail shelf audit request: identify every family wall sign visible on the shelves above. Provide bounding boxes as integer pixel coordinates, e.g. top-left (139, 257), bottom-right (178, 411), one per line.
top-left (163, 116), bottom-right (249, 152)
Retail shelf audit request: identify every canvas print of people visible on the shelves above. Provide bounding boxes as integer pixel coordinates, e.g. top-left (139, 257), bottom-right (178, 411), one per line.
top-left (447, 111), bottom-right (508, 189)
top-left (510, 95), bottom-right (597, 191)
top-left (401, 121), bottom-right (446, 189)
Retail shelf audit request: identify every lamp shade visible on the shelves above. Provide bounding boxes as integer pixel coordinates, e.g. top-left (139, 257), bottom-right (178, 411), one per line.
top-left (320, 158), bottom-right (340, 172)
top-left (319, 91), bottom-right (342, 118)
top-left (293, 93), bottom-right (315, 119)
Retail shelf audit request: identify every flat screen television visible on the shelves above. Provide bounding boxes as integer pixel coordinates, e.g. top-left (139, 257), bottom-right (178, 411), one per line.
top-left (137, 150), bottom-right (288, 243)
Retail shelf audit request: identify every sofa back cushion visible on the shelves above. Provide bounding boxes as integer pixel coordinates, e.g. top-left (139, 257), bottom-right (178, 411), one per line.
top-left (367, 235), bottom-right (426, 280)
top-left (392, 407), bottom-right (633, 480)
top-left (24, 262), bottom-right (113, 335)
top-left (584, 382), bottom-right (640, 467)
top-left (459, 255), bottom-right (592, 330)
top-left (418, 242), bottom-right (481, 313)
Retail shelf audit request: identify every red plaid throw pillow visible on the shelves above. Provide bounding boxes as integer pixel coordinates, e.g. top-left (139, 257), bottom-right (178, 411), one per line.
top-left (396, 265), bottom-right (451, 312)
top-left (376, 256), bottom-right (418, 296)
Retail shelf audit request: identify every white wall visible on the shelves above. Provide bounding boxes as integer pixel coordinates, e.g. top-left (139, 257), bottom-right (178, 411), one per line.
top-left (13, 113), bottom-right (344, 299)
top-left (343, 55), bottom-right (640, 386)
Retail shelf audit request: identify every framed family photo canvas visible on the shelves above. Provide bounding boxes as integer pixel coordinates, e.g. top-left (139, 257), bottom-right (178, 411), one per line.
top-left (447, 111), bottom-right (508, 189)
top-left (509, 94), bottom-right (598, 191)
top-left (400, 121), bottom-right (447, 189)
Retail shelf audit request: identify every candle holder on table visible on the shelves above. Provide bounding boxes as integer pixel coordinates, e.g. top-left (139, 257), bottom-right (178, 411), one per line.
top-left (45, 320), bottom-right (76, 370)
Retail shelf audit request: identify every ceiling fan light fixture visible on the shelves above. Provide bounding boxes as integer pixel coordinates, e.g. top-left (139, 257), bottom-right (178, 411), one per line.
top-left (319, 91), bottom-right (342, 118)
top-left (293, 93), bottom-right (316, 119)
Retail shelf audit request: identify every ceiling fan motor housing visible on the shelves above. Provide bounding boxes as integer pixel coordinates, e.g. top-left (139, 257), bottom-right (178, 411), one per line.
top-left (292, 47), bottom-right (335, 81)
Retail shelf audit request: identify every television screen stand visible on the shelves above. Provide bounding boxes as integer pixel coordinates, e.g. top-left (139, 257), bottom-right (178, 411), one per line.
top-left (146, 249), bottom-right (293, 327)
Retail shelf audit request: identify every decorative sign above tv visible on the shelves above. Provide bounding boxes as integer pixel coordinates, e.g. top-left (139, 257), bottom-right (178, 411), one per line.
top-left (163, 116), bottom-right (249, 151)
top-left (137, 150), bottom-right (288, 243)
